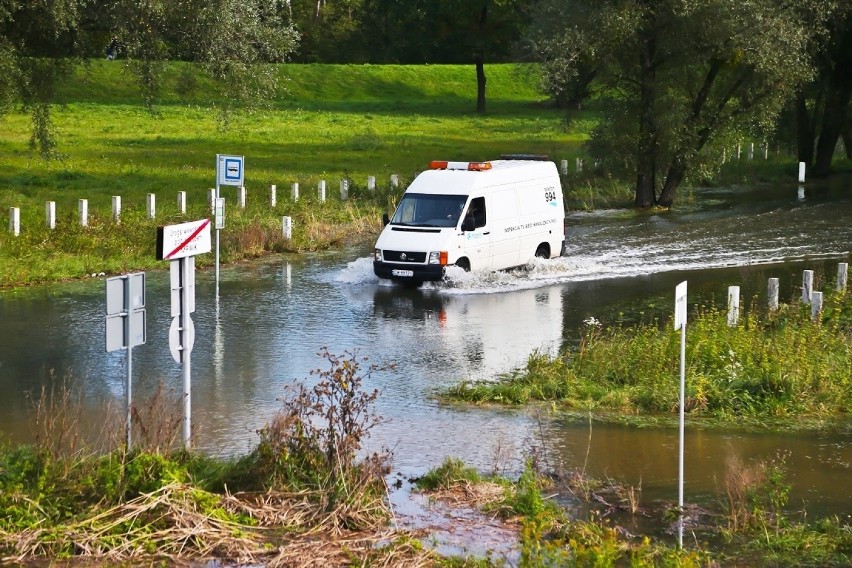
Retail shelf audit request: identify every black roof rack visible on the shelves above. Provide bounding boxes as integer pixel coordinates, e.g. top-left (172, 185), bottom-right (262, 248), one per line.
top-left (499, 153), bottom-right (550, 161)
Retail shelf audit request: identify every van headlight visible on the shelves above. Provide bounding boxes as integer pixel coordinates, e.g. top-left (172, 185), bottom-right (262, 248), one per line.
top-left (428, 251), bottom-right (448, 265)
top-left (374, 248), bottom-right (382, 261)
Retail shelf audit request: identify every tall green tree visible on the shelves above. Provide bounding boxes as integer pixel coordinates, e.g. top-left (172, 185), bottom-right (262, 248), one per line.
top-left (527, 0), bottom-right (829, 207)
top-left (796, 5), bottom-right (852, 176)
top-left (285, 0), bottom-right (364, 62)
top-left (352, 0), bottom-right (528, 111)
top-left (0, 0), bottom-right (87, 157)
top-left (0, 0), bottom-right (299, 157)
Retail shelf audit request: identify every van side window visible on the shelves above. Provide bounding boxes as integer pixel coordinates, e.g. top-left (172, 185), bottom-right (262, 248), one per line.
top-left (464, 197), bottom-right (486, 229)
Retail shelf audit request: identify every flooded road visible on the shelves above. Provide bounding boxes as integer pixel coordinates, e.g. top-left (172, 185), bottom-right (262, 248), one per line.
top-left (1, 180), bottom-right (851, 520)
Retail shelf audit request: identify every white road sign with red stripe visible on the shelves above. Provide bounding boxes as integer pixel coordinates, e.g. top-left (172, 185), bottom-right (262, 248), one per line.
top-left (157, 219), bottom-right (212, 260)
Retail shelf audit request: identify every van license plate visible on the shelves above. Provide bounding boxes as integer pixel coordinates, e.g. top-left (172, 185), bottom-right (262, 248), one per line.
top-left (392, 269), bottom-right (414, 277)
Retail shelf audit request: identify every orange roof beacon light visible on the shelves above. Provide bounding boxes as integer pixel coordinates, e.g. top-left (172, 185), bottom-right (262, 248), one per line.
top-left (428, 160), bottom-right (492, 171)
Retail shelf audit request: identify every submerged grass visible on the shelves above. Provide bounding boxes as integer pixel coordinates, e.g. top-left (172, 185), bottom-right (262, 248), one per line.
top-left (414, 452), bottom-right (852, 566)
top-left (444, 287), bottom-right (852, 429)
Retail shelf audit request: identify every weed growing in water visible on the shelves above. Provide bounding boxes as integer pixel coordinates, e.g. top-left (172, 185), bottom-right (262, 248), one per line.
top-left (238, 349), bottom-right (393, 527)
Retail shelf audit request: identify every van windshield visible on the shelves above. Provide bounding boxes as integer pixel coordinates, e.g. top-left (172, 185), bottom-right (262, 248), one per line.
top-left (390, 193), bottom-right (468, 228)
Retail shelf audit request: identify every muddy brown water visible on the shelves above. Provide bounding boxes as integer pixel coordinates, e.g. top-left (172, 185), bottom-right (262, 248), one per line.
top-left (1, 181), bottom-right (851, 538)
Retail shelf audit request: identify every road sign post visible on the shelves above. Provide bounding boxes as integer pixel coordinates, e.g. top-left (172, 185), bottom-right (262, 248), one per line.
top-left (105, 272), bottom-right (146, 448)
top-left (674, 280), bottom-right (688, 548)
top-left (157, 219), bottom-right (211, 449)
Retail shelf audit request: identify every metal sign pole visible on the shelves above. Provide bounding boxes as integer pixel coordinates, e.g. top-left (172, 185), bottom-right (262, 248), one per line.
top-left (215, 155), bottom-right (221, 293)
top-left (106, 272), bottom-right (146, 450)
top-left (674, 280), bottom-right (688, 549)
top-left (678, 315), bottom-right (686, 548)
top-left (123, 276), bottom-right (132, 448)
top-left (181, 255), bottom-right (192, 449)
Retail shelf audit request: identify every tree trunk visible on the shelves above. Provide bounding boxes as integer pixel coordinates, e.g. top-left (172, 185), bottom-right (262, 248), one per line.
top-left (634, 17), bottom-right (658, 208)
top-left (475, 55), bottom-right (486, 114)
top-left (812, 25), bottom-right (852, 177)
top-left (843, 123), bottom-right (852, 159)
top-left (795, 94), bottom-right (816, 166)
top-left (812, 88), bottom-right (851, 177)
top-left (475, 2), bottom-right (488, 114)
top-left (659, 158), bottom-right (686, 207)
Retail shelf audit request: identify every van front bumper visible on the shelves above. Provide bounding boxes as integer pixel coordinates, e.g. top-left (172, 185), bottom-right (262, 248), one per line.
top-left (373, 261), bottom-right (445, 282)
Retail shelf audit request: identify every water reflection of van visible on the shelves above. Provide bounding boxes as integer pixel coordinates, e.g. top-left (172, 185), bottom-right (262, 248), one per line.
top-left (373, 158), bottom-right (566, 285)
top-left (372, 286), bottom-right (564, 382)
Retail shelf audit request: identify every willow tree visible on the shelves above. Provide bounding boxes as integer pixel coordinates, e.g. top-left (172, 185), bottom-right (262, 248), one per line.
top-left (0, 0), bottom-right (86, 157)
top-left (0, 0), bottom-right (299, 157)
top-left (527, 0), bottom-right (831, 207)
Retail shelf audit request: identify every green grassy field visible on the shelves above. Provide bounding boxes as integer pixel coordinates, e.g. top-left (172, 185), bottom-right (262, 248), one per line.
top-left (0, 61), bottom-right (596, 286)
top-left (1, 61), bottom-right (587, 207)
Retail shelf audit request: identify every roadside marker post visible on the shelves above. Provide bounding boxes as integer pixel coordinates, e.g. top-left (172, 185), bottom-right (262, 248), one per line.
top-left (157, 218), bottom-right (212, 449)
top-left (674, 280), bottom-right (688, 549)
top-left (105, 272), bottom-right (147, 448)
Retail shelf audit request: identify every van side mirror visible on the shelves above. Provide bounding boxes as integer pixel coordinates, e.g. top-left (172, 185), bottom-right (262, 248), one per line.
top-left (382, 213), bottom-right (390, 226)
top-left (461, 217), bottom-right (475, 232)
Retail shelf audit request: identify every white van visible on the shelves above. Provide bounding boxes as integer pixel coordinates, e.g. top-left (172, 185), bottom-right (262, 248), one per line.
top-left (373, 157), bottom-right (565, 284)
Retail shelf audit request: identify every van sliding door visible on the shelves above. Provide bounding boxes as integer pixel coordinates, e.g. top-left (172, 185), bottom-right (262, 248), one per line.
top-left (488, 189), bottom-right (521, 269)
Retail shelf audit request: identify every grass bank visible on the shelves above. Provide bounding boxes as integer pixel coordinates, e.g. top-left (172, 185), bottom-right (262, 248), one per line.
top-left (0, 61), bottom-right (597, 287)
top-left (444, 285), bottom-right (852, 431)
top-left (0, 351), bottom-right (437, 566)
top-left (416, 454), bottom-right (852, 566)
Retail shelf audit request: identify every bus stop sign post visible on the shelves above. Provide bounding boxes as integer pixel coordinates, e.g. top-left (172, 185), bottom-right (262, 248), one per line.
top-left (215, 155), bottom-right (243, 292)
top-left (105, 272), bottom-right (146, 449)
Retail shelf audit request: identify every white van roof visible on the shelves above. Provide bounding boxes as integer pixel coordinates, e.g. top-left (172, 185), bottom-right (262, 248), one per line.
top-left (406, 160), bottom-right (558, 195)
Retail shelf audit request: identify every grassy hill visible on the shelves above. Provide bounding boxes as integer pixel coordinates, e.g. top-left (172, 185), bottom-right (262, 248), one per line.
top-left (2, 61), bottom-right (586, 207)
top-left (0, 61), bottom-right (592, 287)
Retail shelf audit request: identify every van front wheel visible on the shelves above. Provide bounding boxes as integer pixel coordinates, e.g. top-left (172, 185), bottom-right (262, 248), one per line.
top-left (535, 244), bottom-right (550, 258)
top-left (455, 258), bottom-right (471, 272)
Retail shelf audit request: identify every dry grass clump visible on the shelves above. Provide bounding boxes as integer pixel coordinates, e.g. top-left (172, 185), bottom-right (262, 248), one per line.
top-left (428, 479), bottom-right (508, 512)
top-left (1, 481), bottom-right (434, 566)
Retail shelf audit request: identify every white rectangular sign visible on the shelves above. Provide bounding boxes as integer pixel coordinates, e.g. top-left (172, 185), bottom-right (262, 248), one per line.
top-left (157, 219), bottom-right (212, 260)
top-left (215, 197), bottom-right (225, 230)
top-left (217, 154), bottom-right (244, 187)
top-left (674, 281), bottom-right (688, 330)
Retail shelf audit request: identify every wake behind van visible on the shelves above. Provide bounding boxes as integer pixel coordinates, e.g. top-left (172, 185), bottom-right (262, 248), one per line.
top-left (373, 157), bottom-right (565, 284)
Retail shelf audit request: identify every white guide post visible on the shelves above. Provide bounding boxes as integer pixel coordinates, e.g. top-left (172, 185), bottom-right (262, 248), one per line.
top-left (768, 278), bottom-right (779, 311)
top-left (283, 216), bottom-right (292, 240)
top-left (727, 286), bottom-right (740, 327)
top-left (9, 207), bottom-right (20, 236)
top-left (46, 201), bottom-right (56, 229)
top-left (802, 270), bottom-right (814, 305)
top-left (147, 193), bottom-right (156, 219)
top-left (78, 199), bottom-right (88, 227)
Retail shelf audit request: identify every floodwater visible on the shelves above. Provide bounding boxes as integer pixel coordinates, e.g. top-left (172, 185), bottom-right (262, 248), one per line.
top-left (1, 180), bottom-right (851, 527)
